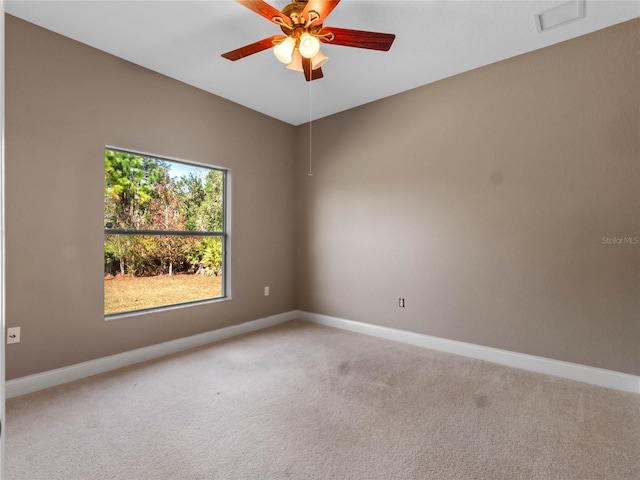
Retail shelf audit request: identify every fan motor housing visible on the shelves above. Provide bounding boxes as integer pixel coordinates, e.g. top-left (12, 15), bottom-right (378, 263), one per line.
top-left (281, 0), bottom-right (307, 18)
top-left (280, 0), bottom-right (322, 34)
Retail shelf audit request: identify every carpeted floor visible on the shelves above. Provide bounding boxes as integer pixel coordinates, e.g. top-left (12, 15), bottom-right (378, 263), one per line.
top-left (6, 320), bottom-right (640, 479)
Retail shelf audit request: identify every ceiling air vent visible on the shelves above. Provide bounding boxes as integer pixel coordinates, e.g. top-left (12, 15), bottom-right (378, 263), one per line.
top-left (535, 0), bottom-right (585, 32)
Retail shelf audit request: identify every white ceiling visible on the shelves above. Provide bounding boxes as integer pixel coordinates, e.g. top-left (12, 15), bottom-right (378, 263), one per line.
top-left (5, 0), bottom-right (639, 125)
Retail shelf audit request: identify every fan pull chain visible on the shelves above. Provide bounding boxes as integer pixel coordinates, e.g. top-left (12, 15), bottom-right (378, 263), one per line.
top-left (308, 121), bottom-right (313, 177)
top-left (308, 80), bottom-right (313, 177)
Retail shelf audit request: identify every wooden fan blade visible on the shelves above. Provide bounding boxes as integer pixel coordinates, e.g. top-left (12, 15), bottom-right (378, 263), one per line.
top-left (312, 67), bottom-right (324, 80)
top-left (236, 0), bottom-right (292, 27)
top-left (302, 56), bottom-right (312, 81)
top-left (221, 35), bottom-right (285, 61)
top-left (320, 27), bottom-right (395, 51)
top-left (302, 0), bottom-right (340, 25)
top-left (302, 58), bottom-right (323, 81)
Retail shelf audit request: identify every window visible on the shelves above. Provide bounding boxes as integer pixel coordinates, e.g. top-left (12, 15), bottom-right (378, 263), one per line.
top-left (104, 148), bottom-right (228, 316)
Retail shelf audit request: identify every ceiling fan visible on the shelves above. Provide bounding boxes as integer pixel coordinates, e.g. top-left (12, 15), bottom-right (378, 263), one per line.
top-left (221, 0), bottom-right (396, 81)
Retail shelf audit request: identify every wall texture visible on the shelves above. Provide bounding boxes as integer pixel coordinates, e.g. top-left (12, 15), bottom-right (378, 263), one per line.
top-left (295, 19), bottom-right (639, 375)
top-left (5, 15), bottom-right (297, 379)
top-left (5, 15), bottom-right (639, 380)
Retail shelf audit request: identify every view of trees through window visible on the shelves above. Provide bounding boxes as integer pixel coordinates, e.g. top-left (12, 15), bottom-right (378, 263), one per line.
top-left (104, 148), bottom-right (226, 315)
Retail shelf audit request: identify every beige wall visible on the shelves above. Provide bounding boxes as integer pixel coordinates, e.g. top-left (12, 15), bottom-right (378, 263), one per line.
top-left (295, 19), bottom-right (640, 375)
top-left (5, 15), bottom-right (639, 380)
top-left (5, 15), bottom-right (297, 379)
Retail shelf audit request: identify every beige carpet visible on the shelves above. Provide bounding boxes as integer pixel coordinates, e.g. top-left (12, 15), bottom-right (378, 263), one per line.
top-left (6, 320), bottom-right (640, 479)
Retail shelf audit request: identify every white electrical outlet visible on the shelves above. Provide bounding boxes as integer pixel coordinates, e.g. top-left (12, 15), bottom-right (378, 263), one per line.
top-left (264, 286), bottom-right (270, 296)
top-left (7, 327), bottom-right (21, 344)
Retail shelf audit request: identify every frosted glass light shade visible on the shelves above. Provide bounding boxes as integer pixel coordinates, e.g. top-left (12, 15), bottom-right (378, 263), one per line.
top-left (311, 50), bottom-right (328, 70)
top-left (274, 37), bottom-right (296, 64)
top-left (298, 32), bottom-right (320, 58)
top-left (286, 50), bottom-right (304, 72)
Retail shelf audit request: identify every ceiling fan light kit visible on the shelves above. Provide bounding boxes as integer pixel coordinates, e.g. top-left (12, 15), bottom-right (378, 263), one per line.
top-left (298, 32), bottom-right (321, 58)
top-left (311, 50), bottom-right (329, 70)
top-left (274, 36), bottom-right (297, 63)
top-left (222, 0), bottom-right (396, 81)
top-left (286, 50), bottom-right (304, 72)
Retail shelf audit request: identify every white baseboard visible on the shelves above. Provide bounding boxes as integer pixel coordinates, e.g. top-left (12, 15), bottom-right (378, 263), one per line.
top-left (296, 311), bottom-right (640, 395)
top-left (7, 310), bottom-right (639, 397)
top-left (6, 311), bottom-right (297, 399)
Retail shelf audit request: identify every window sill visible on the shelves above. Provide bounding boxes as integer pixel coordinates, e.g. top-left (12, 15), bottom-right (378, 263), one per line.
top-left (104, 296), bottom-right (231, 321)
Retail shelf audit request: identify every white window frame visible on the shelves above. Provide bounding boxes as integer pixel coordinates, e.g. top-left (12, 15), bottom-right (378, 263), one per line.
top-left (104, 146), bottom-right (231, 319)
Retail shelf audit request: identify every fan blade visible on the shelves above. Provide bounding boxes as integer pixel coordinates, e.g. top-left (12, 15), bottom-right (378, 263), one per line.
top-left (302, 0), bottom-right (340, 25)
top-left (301, 57), bottom-right (323, 81)
top-left (221, 35), bottom-right (285, 61)
top-left (302, 56), bottom-right (312, 81)
top-left (320, 27), bottom-right (395, 51)
top-left (236, 0), bottom-right (292, 27)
